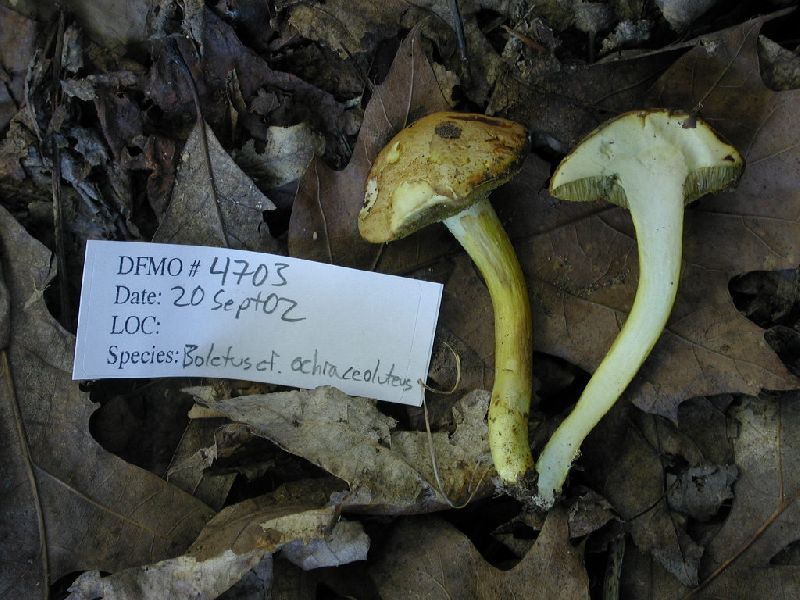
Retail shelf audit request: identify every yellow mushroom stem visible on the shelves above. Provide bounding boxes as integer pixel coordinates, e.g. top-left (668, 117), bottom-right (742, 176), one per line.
top-left (444, 196), bottom-right (533, 483)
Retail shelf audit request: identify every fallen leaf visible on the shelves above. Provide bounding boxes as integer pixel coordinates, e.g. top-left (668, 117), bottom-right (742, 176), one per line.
top-left (288, 25), bottom-right (456, 268)
top-left (758, 35), bottom-right (800, 91)
top-left (491, 488), bottom-right (615, 558)
top-left (217, 557), bottom-right (272, 600)
top-left (67, 479), bottom-right (368, 600)
top-left (369, 508), bottom-right (589, 599)
top-left (0, 206), bottom-right (213, 598)
top-left (280, 521), bottom-right (369, 570)
top-left (167, 418), bottom-right (238, 511)
top-left (691, 395), bottom-right (800, 595)
top-left (567, 489), bottom-right (617, 538)
top-left (487, 29), bottom-right (680, 149)
top-left (580, 403), bottom-right (706, 585)
top-left (0, 5), bottom-right (37, 130)
top-left (282, 0), bottom-right (460, 58)
top-left (266, 556), bottom-right (380, 600)
top-left (66, 551), bottom-right (267, 600)
top-left (620, 392), bottom-right (800, 598)
top-left (153, 119), bottom-right (279, 252)
top-left (666, 464), bottom-right (738, 521)
top-left (59, 0), bottom-right (149, 48)
top-left (189, 386), bottom-right (496, 514)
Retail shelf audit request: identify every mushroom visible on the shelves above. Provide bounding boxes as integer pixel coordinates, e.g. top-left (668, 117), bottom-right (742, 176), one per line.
top-left (534, 109), bottom-right (744, 508)
top-left (358, 112), bottom-right (533, 484)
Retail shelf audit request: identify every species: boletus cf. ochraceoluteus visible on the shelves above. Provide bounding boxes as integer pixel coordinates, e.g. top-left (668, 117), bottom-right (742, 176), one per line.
top-left (358, 112), bottom-right (534, 485)
top-left (534, 109), bottom-right (744, 508)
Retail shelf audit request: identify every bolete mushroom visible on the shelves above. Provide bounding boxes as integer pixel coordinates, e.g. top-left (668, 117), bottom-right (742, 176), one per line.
top-left (358, 112), bottom-right (533, 484)
top-left (534, 109), bottom-right (744, 508)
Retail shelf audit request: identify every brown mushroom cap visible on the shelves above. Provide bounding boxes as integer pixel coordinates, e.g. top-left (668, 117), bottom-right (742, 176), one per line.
top-left (358, 112), bottom-right (529, 243)
top-left (549, 109), bottom-right (744, 208)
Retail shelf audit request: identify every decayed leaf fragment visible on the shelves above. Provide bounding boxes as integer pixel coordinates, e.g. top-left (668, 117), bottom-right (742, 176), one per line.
top-left (67, 480), bottom-right (368, 600)
top-left (0, 206), bottom-right (213, 599)
top-left (580, 403), bottom-right (707, 585)
top-left (620, 393), bottom-right (800, 598)
top-left (370, 508), bottom-right (589, 599)
top-left (188, 385), bottom-right (496, 514)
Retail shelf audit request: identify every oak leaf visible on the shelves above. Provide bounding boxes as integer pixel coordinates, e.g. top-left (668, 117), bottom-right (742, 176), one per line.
top-left (369, 508), bottom-right (589, 599)
top-left (0, 206), bottom-right (213, 598)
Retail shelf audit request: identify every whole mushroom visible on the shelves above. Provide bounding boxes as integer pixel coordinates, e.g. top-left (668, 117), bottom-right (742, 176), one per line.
top-left (358, 112), bottom-right (534, 485)
top-left (534, 109), bottom-right (744, 508)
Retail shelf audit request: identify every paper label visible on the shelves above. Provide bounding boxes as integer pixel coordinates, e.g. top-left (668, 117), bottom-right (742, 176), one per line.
top-left (73, 241), bottom-right (442, 406)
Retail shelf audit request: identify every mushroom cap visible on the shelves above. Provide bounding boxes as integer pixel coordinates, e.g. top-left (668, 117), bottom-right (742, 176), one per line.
top-left (359, 112), bottom-right (528, 243)
top-left (549, 110), bottom-right (744, 208)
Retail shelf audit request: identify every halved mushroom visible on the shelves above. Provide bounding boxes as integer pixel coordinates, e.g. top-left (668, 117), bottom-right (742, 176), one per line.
top-left (359, 112), bottom-right (534, 485)
top-left (534, 109), bottom-right (744, 508)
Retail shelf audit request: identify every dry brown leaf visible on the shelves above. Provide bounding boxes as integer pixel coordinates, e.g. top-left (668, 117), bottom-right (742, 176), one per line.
top-left (488, 42), bottom-right (680, 149)
top-left (283, 0), bottom-right (506, 106)
top-left (0, 206), bottom-right (213, 599)
top-left (581, 403), bottom-right (707, 585)
top-left (188, 385), bottom-right (496, 514)
top-left (153, 119), bottom-right (279, 252)
top-left (66, 552), bottom-right (266, 600)
top-left (282, 0), bottom-right (511, 58)
top-left (369, 508), bottom-right (589, 599)
top-left (67, 479), bottom-right (367, 600)
top-left (620, 393), bottom-right (800, 598)
top-left (147, 9), bottom-right (355, 164)
top-left (666, 464), bottom-right (738, 521)
top-left (166, 418), bottom-right (238, 511)
top-left (287, 26), bottom-right (456, 269)
top-left (0, 5), bottom-right (37, 131)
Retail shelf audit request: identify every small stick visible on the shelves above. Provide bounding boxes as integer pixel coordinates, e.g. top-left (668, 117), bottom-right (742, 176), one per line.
top-left (50, 11), bottom-right (71, 329)
top-left (449, 0), bottom-right (468, 63)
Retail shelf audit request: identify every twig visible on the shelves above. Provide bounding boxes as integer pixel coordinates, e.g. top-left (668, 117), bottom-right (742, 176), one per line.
top-left (50, 11), bottom-right (71, 330)
top-left (603, 533), bottom-right (625, 600)
top-left (681, 490), bottom-right (800, 599)
top-left (448, 0), bottom-right (468, 63)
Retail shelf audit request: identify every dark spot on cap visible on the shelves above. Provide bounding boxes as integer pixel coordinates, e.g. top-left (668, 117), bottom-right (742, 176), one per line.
top-left (681, 115), bottom-right (698, 129)
top-left (435, 121), bottom-right (462, 139)
top-left (723, 154), bottom-right (736, 162)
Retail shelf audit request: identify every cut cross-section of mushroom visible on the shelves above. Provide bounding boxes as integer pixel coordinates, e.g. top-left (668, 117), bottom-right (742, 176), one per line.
top-left (359, 111), bottom-right (534, 485)
top-left (534, 109), bottom-right (744, 508)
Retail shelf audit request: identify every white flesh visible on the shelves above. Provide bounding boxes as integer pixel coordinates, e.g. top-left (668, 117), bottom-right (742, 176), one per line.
top-left (534, 150), bottom-right (687, 508)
